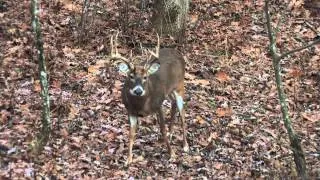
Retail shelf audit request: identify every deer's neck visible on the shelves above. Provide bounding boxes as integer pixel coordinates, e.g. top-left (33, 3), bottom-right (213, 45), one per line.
top-left (124, 93), bottom-right (150, 116)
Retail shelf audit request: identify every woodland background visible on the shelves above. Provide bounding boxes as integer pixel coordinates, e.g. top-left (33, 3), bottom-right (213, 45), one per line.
top-left (0, 0), bottom-right (320, 179)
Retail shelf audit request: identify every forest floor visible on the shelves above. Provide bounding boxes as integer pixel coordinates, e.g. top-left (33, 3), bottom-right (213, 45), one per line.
top-left (0, 0), bottom-right (320, 179)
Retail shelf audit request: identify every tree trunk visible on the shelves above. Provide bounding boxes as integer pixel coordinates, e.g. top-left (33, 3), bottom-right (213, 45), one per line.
top-left (31, 0), bottom-right (51, 153)
top-left (151, 0), bottom-right (189, 42)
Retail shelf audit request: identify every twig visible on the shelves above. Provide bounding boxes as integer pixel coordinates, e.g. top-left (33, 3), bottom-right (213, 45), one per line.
top-left (265, 0), bottom-right (320, 62)
top-left (304, 21), bottom-right (320, 36)
top-left (198, 54), bottom-right (219, 59)
top-left (278, 38), bottom-right (320, 60)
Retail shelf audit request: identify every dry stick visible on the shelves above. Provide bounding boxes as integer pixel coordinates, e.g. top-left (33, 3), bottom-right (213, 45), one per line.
top-left (304, 21), bottom-right (320, 36)
top-left (264, 0), bottom-right (320, 179)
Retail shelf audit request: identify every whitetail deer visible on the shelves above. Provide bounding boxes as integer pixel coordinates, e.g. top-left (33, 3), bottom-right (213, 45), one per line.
top-left (110, 32), bottom-right (189, 165)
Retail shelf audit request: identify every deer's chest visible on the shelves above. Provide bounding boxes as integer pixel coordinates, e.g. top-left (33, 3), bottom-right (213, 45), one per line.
top-left (123, 94), bottom-right (164, 117)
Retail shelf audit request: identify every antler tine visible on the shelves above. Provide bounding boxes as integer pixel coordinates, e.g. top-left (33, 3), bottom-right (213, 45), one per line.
top-left (143, 51), bottom-right (151, 70)
top-left (155, 33), bottom-right (160, 56)
top-left (147, 33), bottom-right (160, 58)
top-left (110, 31), bottom-right (132, 67)
top-left (114, 31), bottom-right (120, 55)
top-left (139, 43), bottom-right (152, 69)
top-left (110, 33), bottom-right (114, 55)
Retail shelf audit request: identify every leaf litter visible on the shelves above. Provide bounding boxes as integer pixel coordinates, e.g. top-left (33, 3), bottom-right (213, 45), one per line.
top-left (0, 0), bottom-right (320, 179)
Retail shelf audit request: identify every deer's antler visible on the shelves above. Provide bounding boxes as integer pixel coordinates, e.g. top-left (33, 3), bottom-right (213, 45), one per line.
top-left (110, 31), bottom-right (133, 68)
top-left (147, 33), bottom-right (160, 59)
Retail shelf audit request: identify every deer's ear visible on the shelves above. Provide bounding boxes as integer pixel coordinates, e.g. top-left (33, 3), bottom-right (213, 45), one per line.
top-left (117, 62), bottom-right (131, 74)
top-left (147, 62), bottom-right (160, 75)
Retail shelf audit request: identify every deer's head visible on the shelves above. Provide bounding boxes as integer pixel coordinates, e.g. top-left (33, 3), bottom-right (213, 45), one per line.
top-left (110, 32), bottom-right (160, 97)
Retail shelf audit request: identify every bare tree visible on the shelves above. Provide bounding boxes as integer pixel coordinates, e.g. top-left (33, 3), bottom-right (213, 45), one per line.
top-left (31, 0), bottom-right (51, 152)
top-left (264, 0), bottom-right (320, 179)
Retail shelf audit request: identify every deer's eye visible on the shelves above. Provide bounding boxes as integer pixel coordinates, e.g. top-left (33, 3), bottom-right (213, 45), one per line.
top-left (129, 74), bottom-right (135, 79)
top-left (143, 76), bottom-right (147, 80)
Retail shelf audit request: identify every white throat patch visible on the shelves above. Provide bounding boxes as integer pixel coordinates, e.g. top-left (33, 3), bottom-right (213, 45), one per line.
top-left (129, 85), bottom-right (145, 96)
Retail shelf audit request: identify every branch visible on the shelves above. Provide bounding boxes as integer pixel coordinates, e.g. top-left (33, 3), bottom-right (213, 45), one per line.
top-left (278, 38), bottom-right (320, 60)
top-left (265, 0), bottom-right (320, 62)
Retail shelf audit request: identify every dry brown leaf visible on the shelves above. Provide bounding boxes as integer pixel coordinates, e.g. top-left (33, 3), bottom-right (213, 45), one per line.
top-left (288, 0), bottom-right (304, 9)
top-left (193, 155), bottom-right (202, 162)
top-left (216, 108), bottom-right (232, 117)
top-left (310, 55), bottom-right (319, 62)
top-left (185, 72), bottom-right (196, 80)
top-left (287, 68), bottom-right (303, 78)
top-left (51, 80), bottom-right (61, 89)
top-left (231, 139), bottom-right (241, 146)
top-left (68, 104), bottom-right (79, 120)
top-left (195, 115), bottom-right (207, 124)
top-left (231, 21), bottom-right (240, 26)
top-left (13, 124), bottom-right (28, 133)
top-left (213, 162), bottom-right (223, 170)
top-left (187, 79), bottom-right (210, 86)
top-left (88, 65), bottom-right (100, 74)
top-left (198, 139), bottom-right (209, 147)
top-left (207, 132), bottom-right (218, 142)
top-left (33, 80), bottom-right (41, 92)
top-left (1, 110), bottom-right (10, 123)
top-left (133, 155), bottom-right (144, 163)
top-left (60, 128), bottom-right (69, 138)
top-left (215, 71), bottom-right (231, 82)
top-left (7, 45), bottom-right (21, 55)
top-left (59, 0), bottom-right (82, 12)
top-left (301, 112), bottom-right (320, 122)
top-left (190, 14), bottom-right (199, 24)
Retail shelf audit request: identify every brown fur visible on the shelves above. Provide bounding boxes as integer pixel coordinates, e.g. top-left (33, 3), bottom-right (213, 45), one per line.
top-left (121, 48), bottom-right (185, 116)
top-left (121, 48), bottom-right (188, 165)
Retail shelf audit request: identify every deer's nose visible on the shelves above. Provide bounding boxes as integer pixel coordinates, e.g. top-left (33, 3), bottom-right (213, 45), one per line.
top-left (134, 88), bottom-right (143, 96)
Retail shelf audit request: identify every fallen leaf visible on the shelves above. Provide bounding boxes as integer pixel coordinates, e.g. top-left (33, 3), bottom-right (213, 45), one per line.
top-left (60, 128), bottom-right (69, 138)
top-left (88, 65), bottom-right (101, 74)
top-left (185, 72), bottom-right (196, 80)
top-left (215, 71), bottom-right (231, 82)
top-left (216, 108), bottom-right (232, 117)
top-left (213, 162), bottom-right (223, 170)
top-left (301, 111), bottom-right (320, 122)
top-left (187, 79), bottom-right (210, 86)
top-left (33, 80), bottom-right (41, 92)
top-left (287, 68), bottom-right (303, 78)
top-left (195, 115), bottom-right (208, 124)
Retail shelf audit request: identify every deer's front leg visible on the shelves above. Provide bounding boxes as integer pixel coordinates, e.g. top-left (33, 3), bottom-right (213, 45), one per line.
top-left (157, 108), bottom-right (174, 158)
top-left (126, 115), bottom-right (137, 165)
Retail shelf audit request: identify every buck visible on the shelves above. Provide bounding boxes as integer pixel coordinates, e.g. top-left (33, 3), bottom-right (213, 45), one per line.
top-left (110, 32), bottom-right (189, 165)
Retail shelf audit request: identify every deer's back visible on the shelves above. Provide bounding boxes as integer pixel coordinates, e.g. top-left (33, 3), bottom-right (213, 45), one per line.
top-left (156, 48), bottom-right (185, 95)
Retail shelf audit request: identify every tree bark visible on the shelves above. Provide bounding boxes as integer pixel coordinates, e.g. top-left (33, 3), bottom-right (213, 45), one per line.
top-left (151, 0), bottom-right (189, 42)
top-left (31, 0), bottom-right (51, 152)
